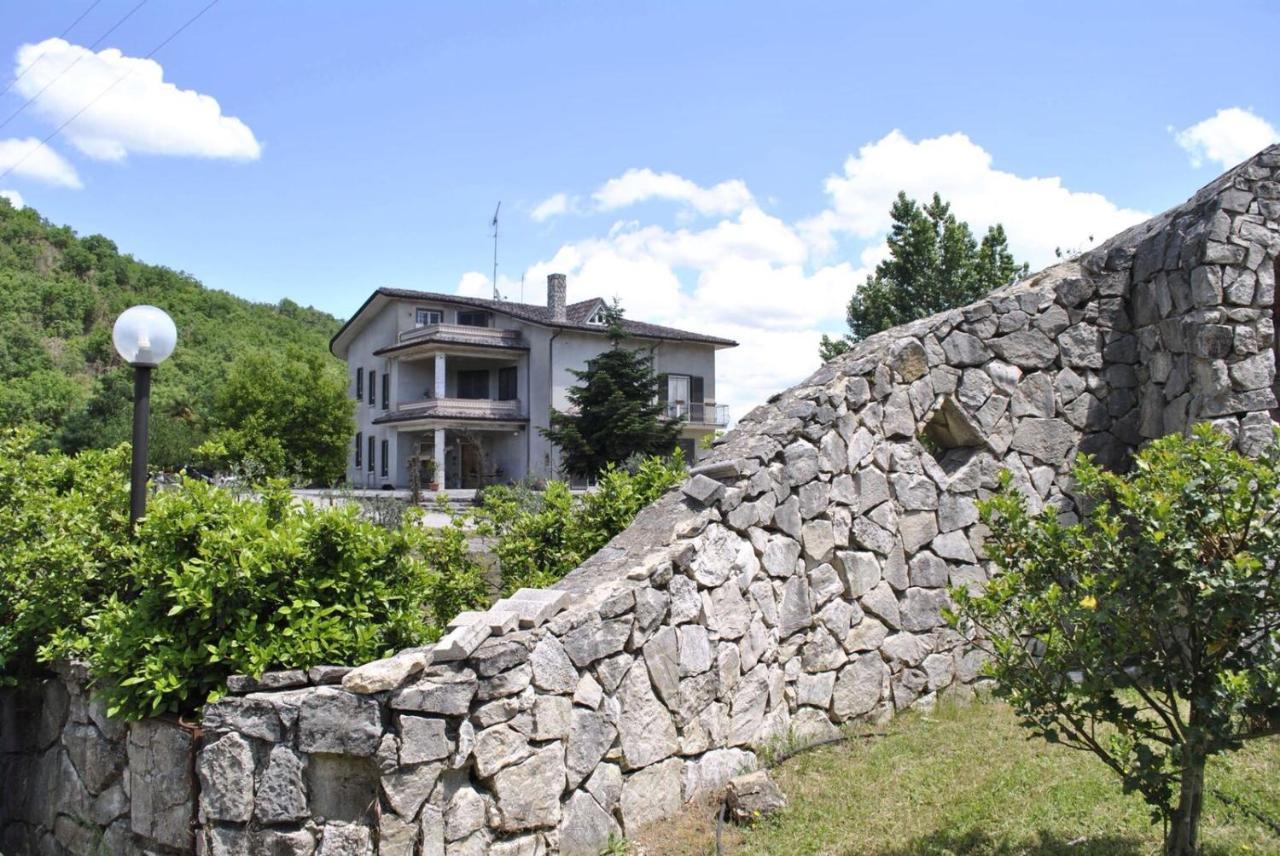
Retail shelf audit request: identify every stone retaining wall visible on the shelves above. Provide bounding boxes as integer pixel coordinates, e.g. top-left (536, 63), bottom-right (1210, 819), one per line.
top-left (0, 661), bottom-right (197, 855)
top-left (6, 147), bottom-right (1277, 856)
top-left (189, 147), bottom-right (1280, 855)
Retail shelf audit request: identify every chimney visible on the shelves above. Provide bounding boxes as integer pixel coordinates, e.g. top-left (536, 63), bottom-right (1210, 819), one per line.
top-left (547, 273), bottom-right (567, 320)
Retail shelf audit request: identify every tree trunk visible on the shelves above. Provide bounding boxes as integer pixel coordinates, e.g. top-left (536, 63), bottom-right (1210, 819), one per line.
top-left (1166, 748), bottom-right (1206, 856)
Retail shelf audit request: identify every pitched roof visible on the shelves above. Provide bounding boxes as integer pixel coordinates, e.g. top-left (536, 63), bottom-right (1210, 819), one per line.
top-left (331, 287), bottom-right (737, 356)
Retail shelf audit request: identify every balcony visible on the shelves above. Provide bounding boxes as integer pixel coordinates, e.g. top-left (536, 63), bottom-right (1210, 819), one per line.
top-left (384, 397), bottom-right (525, 422)
top-left (666, 402), bottom-right (730, 427)
top-left (393, 323), bottom-right (526, 350)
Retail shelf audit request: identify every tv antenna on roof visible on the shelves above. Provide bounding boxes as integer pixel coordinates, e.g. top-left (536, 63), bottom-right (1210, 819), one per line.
top-left (490, 201), bottom-right (501, 300)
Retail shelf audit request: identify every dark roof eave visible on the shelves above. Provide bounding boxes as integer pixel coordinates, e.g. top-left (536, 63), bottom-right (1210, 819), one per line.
top-left (372, 339), bottom-right (531, 357)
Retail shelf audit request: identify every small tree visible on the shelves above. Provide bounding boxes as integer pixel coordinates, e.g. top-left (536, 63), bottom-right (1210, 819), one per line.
top-left (541, 302), bottom-right (680, 478)
top-left (820, 192), bottom-right (1027, 360)
top-left (950, 425), bottom-right (1280, 855)
top-left (200, 346), bottom-right (355, 484)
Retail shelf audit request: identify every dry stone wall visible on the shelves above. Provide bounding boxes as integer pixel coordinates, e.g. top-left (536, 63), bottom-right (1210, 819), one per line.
top-left (3, 147), bottom-right (1276, 856)
top-left (187, 146), bottom-right (1279, 856)
top-left (0, 661), bottom-right (197, 855)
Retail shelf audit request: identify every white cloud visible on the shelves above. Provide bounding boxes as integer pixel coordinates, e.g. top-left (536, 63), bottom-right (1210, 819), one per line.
top-left (593, 168), bottom-right (753, 216)
top-left (531, 192), bottom-right (577, 222)
top-left (1, 189), bottom-right (24, 208)
top-left (12, 38), bottom-right (260, 162)
top-left (462, 130), bottom-right (1148, 422)
top-left (1174, 107), bottom-right (1279, 169)
top-left (0, 137), bottom-right (81, 187)
top-left (808, 130), bottom-right (1148, 270)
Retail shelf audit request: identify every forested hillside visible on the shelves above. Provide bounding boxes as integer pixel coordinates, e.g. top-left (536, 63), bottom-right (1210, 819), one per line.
top-left (0, 197), bottom-right (342, 468)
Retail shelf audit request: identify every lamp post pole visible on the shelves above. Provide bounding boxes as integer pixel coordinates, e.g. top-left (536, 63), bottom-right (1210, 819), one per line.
top-left (129, 364), bottom-right (153, 525)
top-left (112, 305), bottom-right (177, 526)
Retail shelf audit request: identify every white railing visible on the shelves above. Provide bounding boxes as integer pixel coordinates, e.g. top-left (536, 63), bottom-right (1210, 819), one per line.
top-left (397, 323), bottom-right (524, 346)
top-left (665, 402), bottom-right (730, 426)
top-left (396, 397), bottom-right (524, 419)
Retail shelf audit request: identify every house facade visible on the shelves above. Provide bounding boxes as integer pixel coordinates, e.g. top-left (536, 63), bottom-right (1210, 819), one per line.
top-left (330, 274), bottom-right (737, 489)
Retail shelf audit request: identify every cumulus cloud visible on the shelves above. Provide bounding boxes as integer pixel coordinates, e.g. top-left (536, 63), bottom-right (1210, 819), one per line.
top-left (471, 130), bottom-right (1148, 422)
top-left (806, 130), bottom-right (1148, 270)
top-left (12, 38), bottom-right (260, 162)
top-left (1, 189), bottom-right (24, 208)
top-left (593, 168), bottom-right (753, 216)
top-left (0, 137), bottom-right (81, 187)
top-left (1174, 107), bottom-right (1279, 170)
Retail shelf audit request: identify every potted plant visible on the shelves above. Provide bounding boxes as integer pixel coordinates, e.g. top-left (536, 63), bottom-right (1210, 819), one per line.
top-left (423, 457), bottom-right (439, 492)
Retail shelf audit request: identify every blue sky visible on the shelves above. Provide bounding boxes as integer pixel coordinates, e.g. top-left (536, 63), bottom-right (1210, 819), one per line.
top-left (1, 1), bottom-right (1278, 418)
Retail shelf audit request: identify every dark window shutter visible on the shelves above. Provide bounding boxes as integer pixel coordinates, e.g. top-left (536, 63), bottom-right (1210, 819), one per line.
top-left (355, 432), bottom-right (362, 467)
top-left (368, 371), bottom-right (376, 405)
top-left (381, 373), bottom-right (390, 410)
top-left (657, 374), bottom-right (669, 403)
top-left (690, 376), bottom-right (704, 403)
top-left (356, 368), bottom-right (363, 399)
top-left (380, 440), bottom-right (389, 476)
top-left (368, 435), bottom-right (375, 471)
top-left (498, 366), bottom-right (517, 401)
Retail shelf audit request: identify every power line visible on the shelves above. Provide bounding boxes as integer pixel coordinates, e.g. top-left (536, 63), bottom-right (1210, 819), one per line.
top-left (0, 0), bottom-right (105, 99)
top-left (0, 0), bottom-right (149, 136)
top-left (0, 0), bottom-right (220, 185)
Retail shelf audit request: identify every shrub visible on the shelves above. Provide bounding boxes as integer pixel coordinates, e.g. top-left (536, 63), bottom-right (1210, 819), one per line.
top-left (0, 431), bottom-right (129, 682)
top-left (472, 450), bottom-right (685, 593)
top-left (47, 479), bottom-right (488, 719)
top-left (949, 425), bottom-right (1280, 856)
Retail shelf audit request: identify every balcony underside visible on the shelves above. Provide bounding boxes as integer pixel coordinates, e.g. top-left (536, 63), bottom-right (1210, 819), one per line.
top-left (373, 397), bottom-right (526, 431)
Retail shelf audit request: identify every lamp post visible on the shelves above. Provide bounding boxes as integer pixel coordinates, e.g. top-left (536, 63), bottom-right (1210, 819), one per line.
top-left (112, 305), bottom-right (177, 524)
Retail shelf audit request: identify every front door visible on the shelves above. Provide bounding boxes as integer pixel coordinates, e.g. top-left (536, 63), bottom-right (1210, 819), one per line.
top-left (460, 440), bottom-right (482, 489)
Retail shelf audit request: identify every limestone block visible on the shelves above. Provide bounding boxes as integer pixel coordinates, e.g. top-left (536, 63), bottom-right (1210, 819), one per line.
top-left (617, 661), bottom-right (678, 769)
top-left (255, 744), bottom-right (308, 824)
top-left (559, 790), bottom-right (621, 856)
top-left (491, 744), bottom-right (566, 831)
top-left (566, 708), bottom-right (617, 789)
top-left (529, 637), bottom-right (578, 694)
top-left (619, 757), bottom-right (683, 832)
top-left (398, 715), bottom-right (449, 765)
top-left (298, 688), bottom-right (382, 756)
top-left (831, 653), bottom-right (885, 719)
top-left (392, 671), bottom-right (477, 716)
top-left (342, 650), bottom-right (431, 694)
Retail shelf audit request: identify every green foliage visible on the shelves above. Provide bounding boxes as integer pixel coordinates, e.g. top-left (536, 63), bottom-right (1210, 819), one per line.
top-left (820, 193), bottom-right (1028, 360)
top-left (0, 431), bottom-right (130, 682)
top-left (541, 302), bottom-right (682, 478)
top-left (949, 426), bottom-right (1280, 855)
top-left (471, 451), bottom-right (686, 593)
top-left (0, 433), bottom-right (488, 719)
top-left (199, 347), bottom-right (355, 484)
top-left (0, 199), bottom-right (341, 469)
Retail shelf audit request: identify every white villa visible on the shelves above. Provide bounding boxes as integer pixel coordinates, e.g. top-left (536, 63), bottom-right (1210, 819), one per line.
top-left (330, 274), bottom-right (737, 490)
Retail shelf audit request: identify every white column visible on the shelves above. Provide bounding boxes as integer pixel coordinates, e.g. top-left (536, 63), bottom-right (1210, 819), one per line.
top-left (433, 427), bottom-right (446, 491)
top-left (434, 353), bottom-right (446, 399)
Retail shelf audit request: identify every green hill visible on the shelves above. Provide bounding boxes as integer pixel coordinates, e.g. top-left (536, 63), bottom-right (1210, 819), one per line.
top-left (0, 197), bottom-right (341, 467)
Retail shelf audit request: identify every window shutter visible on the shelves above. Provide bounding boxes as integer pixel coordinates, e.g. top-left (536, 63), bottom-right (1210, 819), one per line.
top-left (657, 374), bottom-right (669, 404)
top-left (355, 432), bottom-right (362, 467)
top-left (368, 435), bottom-right (375, 471)
top-left (368, 371), bottom-right (376, 405)
top-left (356, 368), bottom-right (363, 399)
top-left (690, 376), bottom-right (704, 403)
top-left (382, 373), bottom-right (390, 410)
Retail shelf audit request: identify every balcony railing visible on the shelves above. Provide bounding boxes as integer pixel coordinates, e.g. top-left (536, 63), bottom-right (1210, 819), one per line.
top-left (395, 397), bottom-right (525, 420)
top-left (396, 323), bottom-right (525, 348)
top-left (665, 402), bottom-right (730, 427)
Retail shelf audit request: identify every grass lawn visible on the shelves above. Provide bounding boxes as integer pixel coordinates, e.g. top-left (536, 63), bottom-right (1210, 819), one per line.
top-left (631, 700), bottom-right (1280, 855)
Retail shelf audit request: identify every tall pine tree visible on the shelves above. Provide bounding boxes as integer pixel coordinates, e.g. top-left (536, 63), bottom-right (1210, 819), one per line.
top-left (542, 302), bottom-right (681, 478)
top-left (819, 192), bottom-right (1027, 360)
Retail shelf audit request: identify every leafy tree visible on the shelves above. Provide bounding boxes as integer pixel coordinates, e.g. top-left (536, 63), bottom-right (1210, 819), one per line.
top-left (820, 193), bottom-right (1027, 360)
top-left (949, 426), bottom-right (1280, 856)
top-left (199, 346), bottom-right (355, 484)
top-left (0, 199), bottom-right (342, 466)
top-left (541, 303), bottom-right (681, 478)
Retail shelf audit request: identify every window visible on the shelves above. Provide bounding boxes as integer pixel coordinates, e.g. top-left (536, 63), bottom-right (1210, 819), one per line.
top-left (457, 310), bottom-right (489, 327)
top-left (367, 435), bottom-right (375, 472)
top-left (457, 369), bottom-right (490, 399)
top-left (497, 366), bottom-right (518, 401)
top-left (355, 367), bottom-right (364, 400)
top-left (355, 432), bottom-right (362, 468)
top-left (585, 304), bottom-right (609, 325)
top-left (667, 374), bottom-right (690, 419)
top-left (381, 372), bottom-right (390, 410)
top-left (368, 370), bottom-right (376, 405)
top-left (416, 308), bottom-right (443, 326)
top-left (380, 440), bottom-right (389, 477)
